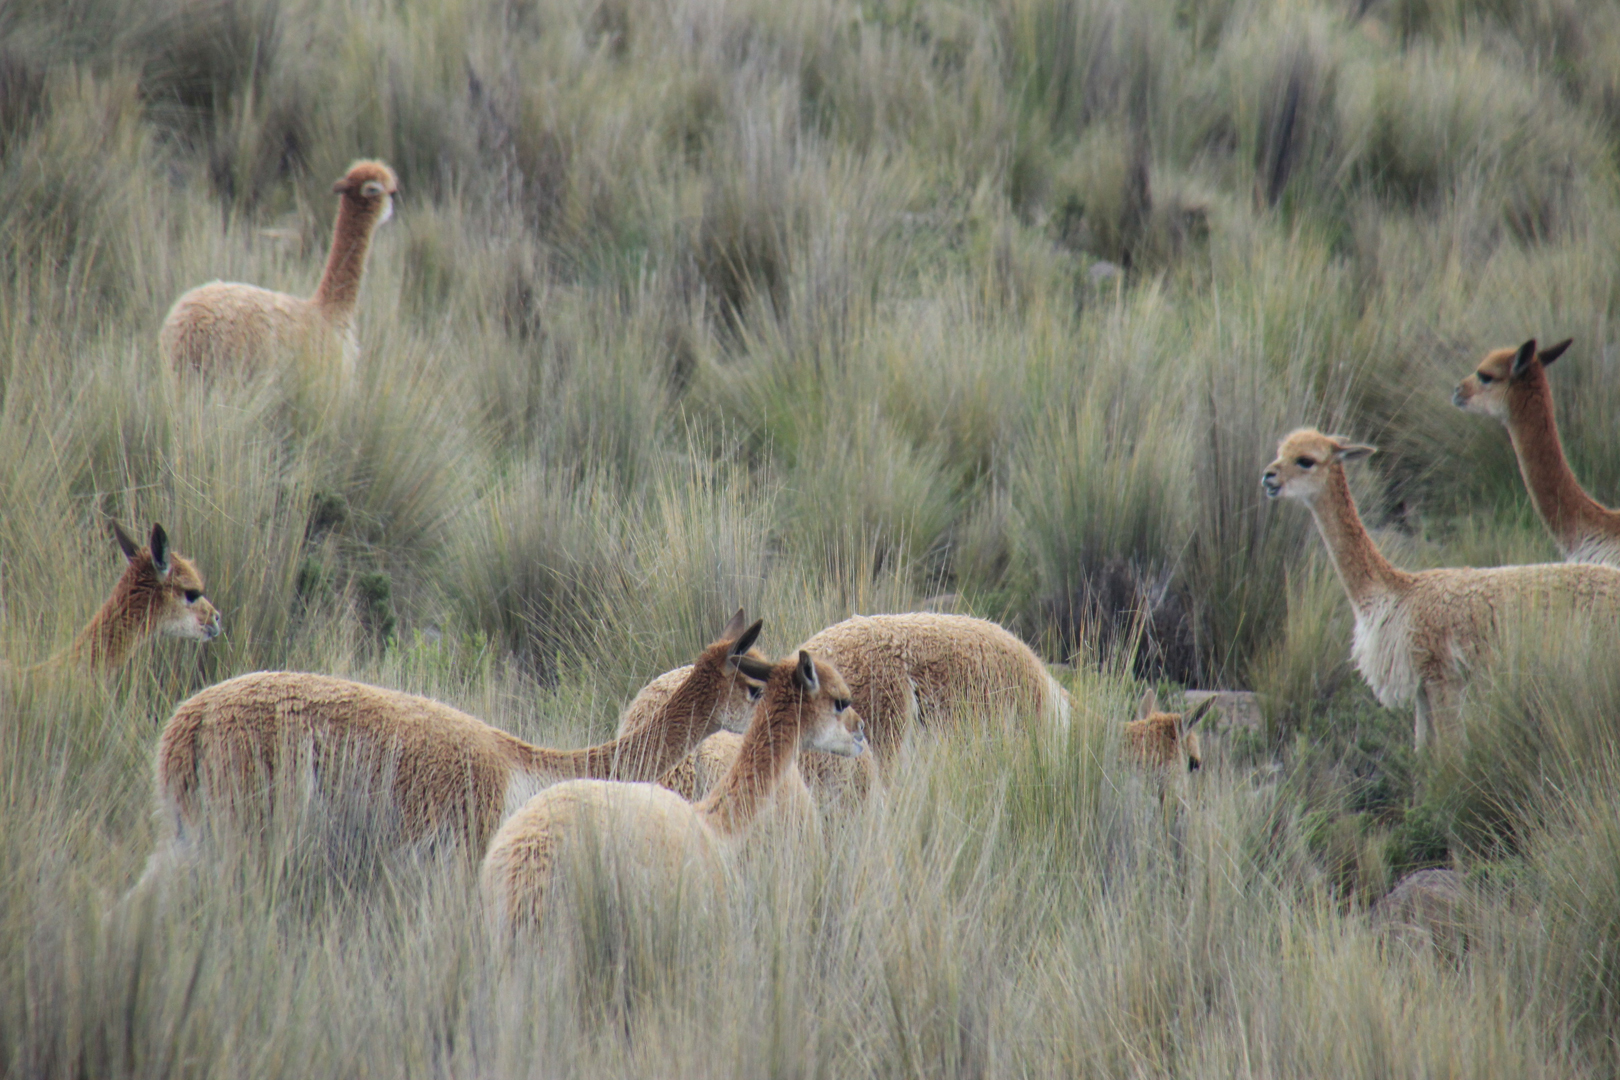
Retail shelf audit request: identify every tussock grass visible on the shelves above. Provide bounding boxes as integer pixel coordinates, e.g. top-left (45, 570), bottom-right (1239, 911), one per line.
top-left (8, 0), bottom-right (1620, 1071)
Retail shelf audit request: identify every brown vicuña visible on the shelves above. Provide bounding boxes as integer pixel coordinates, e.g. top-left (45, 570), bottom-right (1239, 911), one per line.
top-left (55, 522), bottom-right (221, 671)
top-left (142, 611), bottom-right (765, 884)
top-left (1123, 688), bottom-right (1212, 772)
top-left (619, 612), bottom-right (1068, 803)
top-left (481, 649), bottom-right (866, 935)
top-left (161, 160), bottom-right (398, 380)
top-left (1454, 337), bottom-right (1620, 567)
top-left (1262, 428), bottom-right (1620, 747)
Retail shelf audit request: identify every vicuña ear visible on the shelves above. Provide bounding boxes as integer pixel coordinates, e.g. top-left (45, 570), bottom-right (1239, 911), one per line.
top-left (1539, 338), bottom-right (1573, 368)
top-left (1334, 442), bottom-right (1376, 463)
top-left (793, 650), bottom-right (820, 694)
top-left (735, 655), bottom-right (774, 683)
top-left (1183, 697), bottom-right (1217, 731)
top-left (1511, 338), bottom-right (1538, 379)
top-left (728, 617), bottom-right (763, 660)
top-left (1135, 688), bottom-right (1157, 721)
top-left (112, 521), bottom-right (140, 562)
top-left (148, 524), bottom-right (171, 578)
top-left (720, 607), bottom-right (748, 642)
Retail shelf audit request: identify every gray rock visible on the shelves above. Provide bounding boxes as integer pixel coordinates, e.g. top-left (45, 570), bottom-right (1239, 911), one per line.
top-left (1372, 869), bottom-right (1467, 957)
top-left (1182, 690), bottom-right (1262, 732)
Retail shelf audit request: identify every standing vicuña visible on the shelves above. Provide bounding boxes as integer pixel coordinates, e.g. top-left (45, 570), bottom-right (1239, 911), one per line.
top-left (1453, 338), bottom-right (1620, 567)
top-left (481, 650), bottom-right (866, 935)
top-left (1262, 428), bottom-right (1620, 746)
top-left (161, 160), bottom-right (398, 380)
top-left (65, 522), bottom-right (221, 670)
top-left (143, 612), bottom-right (765, 881)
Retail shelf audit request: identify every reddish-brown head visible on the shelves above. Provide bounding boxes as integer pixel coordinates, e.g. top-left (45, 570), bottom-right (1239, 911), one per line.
top-left (332, 160), bottom-right (399, 225)
top-left (1123, 688), bottom-right (1213, 772)
top-left (735, 650), bottom-right (866, 758)
top-left (97, 523), bottom-right (221, 660)
top-left (1261, 428), bottom-right (1376, 505)
top-left (1452, 338), bottom-right (1572, 421)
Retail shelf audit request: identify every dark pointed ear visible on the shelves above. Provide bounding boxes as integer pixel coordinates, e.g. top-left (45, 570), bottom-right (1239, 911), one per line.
top-left (1182, 697), bottom-right (1217, 731)
top-left (735, 655), bottom-right (774, 682)
top-left (1511, 339), bottom-right (1538, 379)
top-left (148, 523), bottom-right (171, 577)
top-left (793, 650), bottom-right (819, 694)
top-left (112, 521), bottom-right (140, 562)
top-left (1538, 338), bottom-right (1572, 368)
top-left (1135, 688), bottom-right (1157, 721)
top-left (728, 619), bottom-right (764, 660)
top-left (720, 608), bottom-right (747, 642)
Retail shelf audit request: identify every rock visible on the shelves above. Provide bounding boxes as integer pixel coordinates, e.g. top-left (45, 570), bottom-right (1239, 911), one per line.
top-left (1182, 690), bottom-right (1262, 732)
top-left (1372, 868), bottom-right (1467, 957)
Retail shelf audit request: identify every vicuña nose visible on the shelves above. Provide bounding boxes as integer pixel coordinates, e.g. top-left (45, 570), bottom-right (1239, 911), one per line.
top-left (1451, 386), bottom-right (1466, 407)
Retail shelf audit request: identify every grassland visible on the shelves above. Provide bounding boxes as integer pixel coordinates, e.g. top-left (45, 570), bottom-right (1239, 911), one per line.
top-left (5, 0), bottom-right (1620, 1074)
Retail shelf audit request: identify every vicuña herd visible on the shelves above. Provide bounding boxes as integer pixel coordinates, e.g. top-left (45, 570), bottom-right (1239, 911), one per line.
top-left (35, 155), bottom-right (1619, 932)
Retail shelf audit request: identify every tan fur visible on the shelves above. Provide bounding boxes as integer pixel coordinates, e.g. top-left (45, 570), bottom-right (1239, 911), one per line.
top-left (148, 616), bottom-right (764, 869)
top-left (794, 613), bottom-right (1071, 766)
top-left (1121, 689), bottom-right (1207, 772)
top-left (70, 522), bottom-right (220, 670)
top-left (1263, 428), bottom-right (1620, 746)
top-left (481, 651), bottom-right (866, 935)
top-left (1454, 339), bottom-right (1620, 566)
top-left (161, 160), bottom-right (398, 379)
top-left (657, 729), bottom-right (878, 809)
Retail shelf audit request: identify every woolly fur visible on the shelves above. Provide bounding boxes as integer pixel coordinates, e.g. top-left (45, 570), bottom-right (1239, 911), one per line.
top-left (481, 651), bottom-right (865, 935)
top-left (146, 616), bottom-right (764, 876)
top-left (160, 160), bottom-right (398, 379)
top-left (1122, 689), bottom-right (1210, 772)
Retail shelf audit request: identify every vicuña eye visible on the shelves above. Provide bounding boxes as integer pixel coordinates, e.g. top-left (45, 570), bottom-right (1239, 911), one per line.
top-left (184, 589), bottom-right (202, 603)
top-left (1477, 372), bottom-right (1494, 385)
top-left (834, 698), bottom-right (851, 713)
top-left (746, 685), bottom-right (763, 701)
top-left (1295, 457), bottom-right (1315, 468)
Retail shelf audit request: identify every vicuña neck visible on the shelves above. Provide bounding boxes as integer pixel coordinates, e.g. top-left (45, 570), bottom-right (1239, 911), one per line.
top-left (311, 200), bottom-right (378, 318)
top-left (1306, 468), bottom-right (1413, 612)
top-left (524, 664), bottom-right (725, 782)
top-left (1507, 374), bottom-right (1614, 552)
top-left (70, 599), bottom-right (133, 670)
top-left (696, 681), bottom-right (799, 836)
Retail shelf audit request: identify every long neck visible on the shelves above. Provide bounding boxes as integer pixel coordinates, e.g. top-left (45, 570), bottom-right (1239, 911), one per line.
top-left (518, 665), bottom-right (727, 781)
top-left (696, 685), bottom-right (799, 836)
top-left (69, 576), bottom-right (145, 669)
top-left (69, 607), bottom-right (129, 669)
top-left (1506, 375), bottom-right (1614, 551)
top-left (1306, 468), bottom-right (1412, 612)
top-left (311, 199), bottom-right (378, 318)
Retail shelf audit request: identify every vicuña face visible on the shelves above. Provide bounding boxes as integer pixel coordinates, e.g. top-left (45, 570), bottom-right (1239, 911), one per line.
top-left (802, 658), bottom-right (868, 758)
top-left (152, 554), bottom-right (222, 642)
top-left (1261, 429), bottom-right (1340, 503)
top-left (1452, 346), bottom-right (1518, 420)
top-left (335, 161), bottom-right (399, 226)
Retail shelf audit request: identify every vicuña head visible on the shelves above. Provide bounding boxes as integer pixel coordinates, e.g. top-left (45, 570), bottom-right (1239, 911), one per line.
top-left (1123, 688), bottom-right (1212, 772)
top-left (1452, 337), bottom-right (1620, 567)
top-left (1261, 428), bottom-right (1376, 505)
top-left (75, 522), bottom-right (221, 669)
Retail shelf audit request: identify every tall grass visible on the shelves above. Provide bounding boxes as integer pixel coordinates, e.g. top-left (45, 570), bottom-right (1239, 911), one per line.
top-left (8, 0), bottom-right (1620, 1071)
